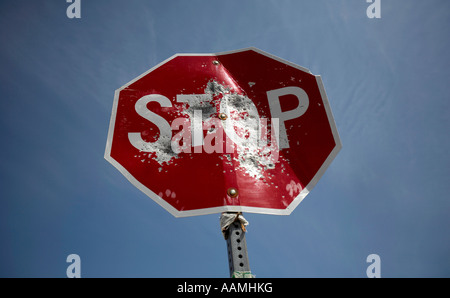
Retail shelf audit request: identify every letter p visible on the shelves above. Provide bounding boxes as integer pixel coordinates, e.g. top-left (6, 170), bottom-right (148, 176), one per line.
top-left (267, 86), bottom-right (309, 149)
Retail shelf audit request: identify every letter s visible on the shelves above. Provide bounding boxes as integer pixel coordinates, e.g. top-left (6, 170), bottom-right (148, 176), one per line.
top-left (128, 94), bottom-right (172, 151)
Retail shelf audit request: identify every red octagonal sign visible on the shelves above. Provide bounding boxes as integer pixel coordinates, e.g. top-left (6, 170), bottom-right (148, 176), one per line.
top-left (105, 47), bottom-right (341, 217)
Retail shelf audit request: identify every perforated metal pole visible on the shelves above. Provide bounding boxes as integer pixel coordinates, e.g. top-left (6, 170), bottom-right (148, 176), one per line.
top-left (224, 217), bottom-right (252, 278)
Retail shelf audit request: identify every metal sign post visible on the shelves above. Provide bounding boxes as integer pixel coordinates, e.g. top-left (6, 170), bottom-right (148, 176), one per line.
top-left (221, 213), bottom-right (253, 278)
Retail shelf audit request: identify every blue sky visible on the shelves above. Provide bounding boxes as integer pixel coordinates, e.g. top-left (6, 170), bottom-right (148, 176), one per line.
top-left (0, 0), bottom-right (449, 277)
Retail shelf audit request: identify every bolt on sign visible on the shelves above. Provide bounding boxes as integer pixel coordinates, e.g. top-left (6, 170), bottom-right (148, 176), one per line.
top-left (105, 47), bottom-right (342, 217)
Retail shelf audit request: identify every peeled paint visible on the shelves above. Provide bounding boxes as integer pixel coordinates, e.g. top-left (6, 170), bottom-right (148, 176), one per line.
top-left (207, 80), bottom-right (280, 179)
top-left (136, 80), bottom-right (282, 180)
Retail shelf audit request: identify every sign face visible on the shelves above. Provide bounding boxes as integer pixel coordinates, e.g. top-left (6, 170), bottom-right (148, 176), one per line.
top-left (105, 47), bottom-right (341, 217)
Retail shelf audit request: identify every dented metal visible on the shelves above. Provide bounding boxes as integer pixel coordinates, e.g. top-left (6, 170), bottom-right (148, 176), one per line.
top-left (104, 47), bottom-right (341, 217)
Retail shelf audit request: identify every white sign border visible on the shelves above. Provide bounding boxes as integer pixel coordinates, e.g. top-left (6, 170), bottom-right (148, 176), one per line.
top-left (104, 47), bottom-right (342, 217)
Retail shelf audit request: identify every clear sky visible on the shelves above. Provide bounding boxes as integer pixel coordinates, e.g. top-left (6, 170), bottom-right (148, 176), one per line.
top-left (0, 0), bottom-right (449, 277)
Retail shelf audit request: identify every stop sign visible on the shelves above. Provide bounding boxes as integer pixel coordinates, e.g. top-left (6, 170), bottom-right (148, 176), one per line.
top-left (105, 47), bottom-right (341, 217)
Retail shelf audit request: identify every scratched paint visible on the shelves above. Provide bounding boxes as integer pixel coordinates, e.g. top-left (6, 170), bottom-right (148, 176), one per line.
top-left (133, 80), bottom-right (282, 181)
top-left (206, 80), bottom-right (281, 179)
